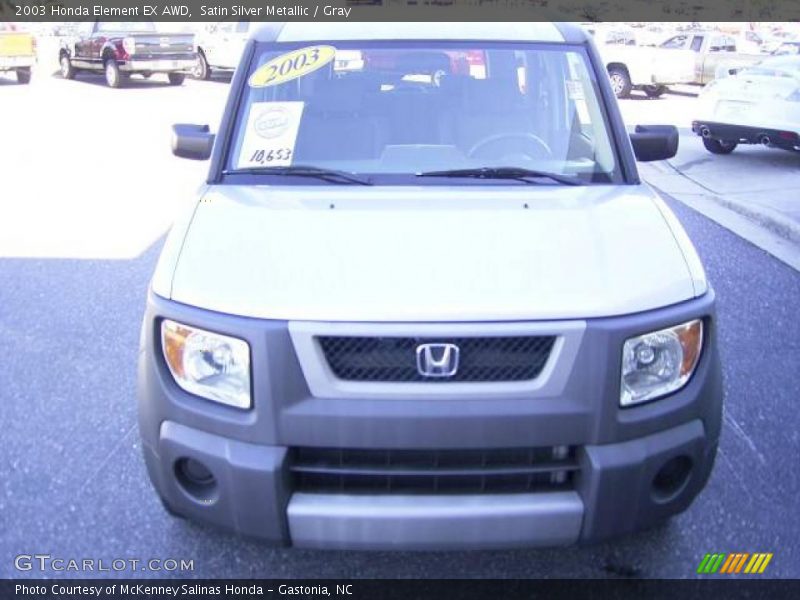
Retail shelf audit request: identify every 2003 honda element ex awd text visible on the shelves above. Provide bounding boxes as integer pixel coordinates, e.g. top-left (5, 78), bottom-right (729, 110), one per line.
top-left (138, 22), bottom-right (723, 550)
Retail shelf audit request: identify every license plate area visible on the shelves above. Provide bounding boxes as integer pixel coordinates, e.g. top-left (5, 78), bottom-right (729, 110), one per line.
top-left (150, 60), bottom-right (181, 70)
top-left (716, 100), bottom-right (752, 120)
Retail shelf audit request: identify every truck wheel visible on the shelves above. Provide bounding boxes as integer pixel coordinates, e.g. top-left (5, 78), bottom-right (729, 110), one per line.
top-left (168, 72), bottom-right (186, 86)
top-left (16, 68), bottom-right (31, 84)
top-left (104, 59), bottom-right (125, 88)
top-left (608, 67), bottom-right (632, 99)
top-left (644, 85), bottom-right (666, 98)
top-left (702, 137), bottom-right (737, 155)
top-left (60, 54), bottom-right (75, 79)
top-left (193, 52), bottom-right (210, 80)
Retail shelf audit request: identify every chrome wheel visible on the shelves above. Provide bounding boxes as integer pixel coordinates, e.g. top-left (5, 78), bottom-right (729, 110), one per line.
top-left (607, 67), bottom-right (632, 99)
top-left (193, 53), bottom-right (209, 80)
top-left (60, 55), bottom-right (74, 80)
top-left (610, 74), bottom-right (624, 95)
top-left (104, 60), bottom-right (121, 88)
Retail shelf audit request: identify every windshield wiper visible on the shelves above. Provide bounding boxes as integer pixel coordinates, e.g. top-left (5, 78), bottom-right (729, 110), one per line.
top-left (417, 167), bottom-right (583, 186)
top-left (223, 165), bottom-right (372, 185)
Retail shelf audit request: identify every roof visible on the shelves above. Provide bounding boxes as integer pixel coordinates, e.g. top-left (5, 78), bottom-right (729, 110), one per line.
top-left (252, 22), bottom-right (587, 44)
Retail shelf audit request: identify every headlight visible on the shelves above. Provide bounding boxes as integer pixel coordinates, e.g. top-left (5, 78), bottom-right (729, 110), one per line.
top-left (161, 320), bottom-right (251, 409)
top-left (122, 37), bottom-right (136, 56)
top-left (620, 319), bottom-right (703, 407)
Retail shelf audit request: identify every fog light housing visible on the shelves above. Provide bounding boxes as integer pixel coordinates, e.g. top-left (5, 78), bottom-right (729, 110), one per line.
top-left (652, 455), bottom-right (693, 502)
top-left (175, 457), bottom-right (217, 501)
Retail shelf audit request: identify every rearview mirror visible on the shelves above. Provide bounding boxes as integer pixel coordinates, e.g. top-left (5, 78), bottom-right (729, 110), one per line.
top-left (172, 124), bottom-right (214, 160)
top-left (629, 125), bottom-right (678, 162)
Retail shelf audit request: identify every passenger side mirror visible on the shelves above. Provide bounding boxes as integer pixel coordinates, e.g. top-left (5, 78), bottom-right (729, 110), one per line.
top-left (629, 125), bottom-right (678, 162)
top-left (172, 124), bottom-right (215, 160)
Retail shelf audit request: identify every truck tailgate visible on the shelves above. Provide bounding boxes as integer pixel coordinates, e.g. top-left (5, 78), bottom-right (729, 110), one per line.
top-left (0, 33), bottom-right (35, 57)
top-left (130, 34), bottom-right (194, 58)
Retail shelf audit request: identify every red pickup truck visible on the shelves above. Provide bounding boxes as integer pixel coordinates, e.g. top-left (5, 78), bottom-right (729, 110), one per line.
top-left (59, 21), bottom-right (195, 88)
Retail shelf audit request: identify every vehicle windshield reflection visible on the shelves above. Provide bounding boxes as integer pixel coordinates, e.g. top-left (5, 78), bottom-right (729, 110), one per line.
top-left (226, 42), bottom-right (621, 184)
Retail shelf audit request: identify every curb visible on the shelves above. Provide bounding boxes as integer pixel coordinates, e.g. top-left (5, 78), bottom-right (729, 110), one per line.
top-left (645, 160), bottom-right (800, 247)
top-left (705, 193), bottom-right (800, 247)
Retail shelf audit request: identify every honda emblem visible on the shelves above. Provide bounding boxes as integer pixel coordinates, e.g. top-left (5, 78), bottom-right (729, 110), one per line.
top-left (416, 343), bottom-right (460, 378)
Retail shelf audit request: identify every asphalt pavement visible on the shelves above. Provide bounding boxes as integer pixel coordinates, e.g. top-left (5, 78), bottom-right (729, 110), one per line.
top-left (1, 64), bottom-right (799, 579)
top-left (621, 87), bottom-right (800, 271)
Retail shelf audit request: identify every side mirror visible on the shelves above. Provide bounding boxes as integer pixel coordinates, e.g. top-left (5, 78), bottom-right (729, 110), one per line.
top-left (630, 124), bottom-right (678, 162)
top-left (172, 124), bottom-right (214, 160)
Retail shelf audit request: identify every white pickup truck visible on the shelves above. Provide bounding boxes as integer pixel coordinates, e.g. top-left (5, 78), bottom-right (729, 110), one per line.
top-left (659, 31), bottom-right (766, 85)
top-left (584, 24), bottom-right (695, 98)
top-left (193, 20), bottom-right (251, 79)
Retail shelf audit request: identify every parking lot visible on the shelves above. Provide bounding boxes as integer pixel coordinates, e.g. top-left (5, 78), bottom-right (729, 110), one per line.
top-left (1, 58), bottom-right (799, 578)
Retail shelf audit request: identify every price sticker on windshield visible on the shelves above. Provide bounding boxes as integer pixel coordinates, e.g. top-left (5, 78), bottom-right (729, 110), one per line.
top-left (249, 46), bottom-right (337, 88)
top-left (237, 101), bottom-right (304, 169)
top-left (566, 80), bottom-right (585, 100)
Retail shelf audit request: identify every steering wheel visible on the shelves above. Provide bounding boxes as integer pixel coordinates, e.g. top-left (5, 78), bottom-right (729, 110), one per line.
top-left (393, 81), bottom-right (434, 94)
top-left (468, 133), bottom-right (552, 161)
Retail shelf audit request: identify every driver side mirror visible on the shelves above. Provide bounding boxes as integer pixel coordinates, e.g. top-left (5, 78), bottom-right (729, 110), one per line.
top-left (172, 124), bottom-right (214, 160)
top-left (629, 125), bottom-right (678, 162)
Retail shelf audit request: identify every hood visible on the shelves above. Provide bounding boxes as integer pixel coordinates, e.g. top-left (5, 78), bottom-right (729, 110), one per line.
top-left (166, 184), bottom-right (701, 322)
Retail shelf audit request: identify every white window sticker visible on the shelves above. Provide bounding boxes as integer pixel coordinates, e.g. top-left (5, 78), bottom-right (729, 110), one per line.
top-left (566, 80), bottom-right (585, 100)
top-left (237, 101), bottom-right (304, 169)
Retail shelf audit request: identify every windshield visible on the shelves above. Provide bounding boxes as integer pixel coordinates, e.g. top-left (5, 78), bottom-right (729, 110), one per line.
top-left (227, 41), bottom-right (620, 184)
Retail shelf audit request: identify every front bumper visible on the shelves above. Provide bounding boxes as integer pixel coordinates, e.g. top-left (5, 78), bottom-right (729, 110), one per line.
top-left (692, 120), bottom-right (800, 152)
top-left (120, 57), bottom-right (195, 73)
top-left (143, 418), bottom-right (715, 549)
top-left (138, 291), bottom-right (723, 549)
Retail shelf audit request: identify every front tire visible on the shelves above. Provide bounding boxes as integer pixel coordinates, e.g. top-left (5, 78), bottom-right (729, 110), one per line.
top-left (104, 59), bottom-right (125, 88)
top-left (60, 54), bottom-right (75, 80)
top-left (644, 85), bottom-right (666, 98)
top-left (167, 72), bottom-right (185, 86)
top-left (193, 52), bottom-right (210, 80)
top-left (16, 68), bottom-right (31, 84)
top-left (608, 66), bottom-right (632, 99)
top-left (702, 137), bottom-right (737, 155)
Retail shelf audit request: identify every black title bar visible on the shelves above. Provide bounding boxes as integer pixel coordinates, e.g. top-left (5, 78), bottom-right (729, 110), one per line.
top-left (4, 579), bottom-right (800, 600)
